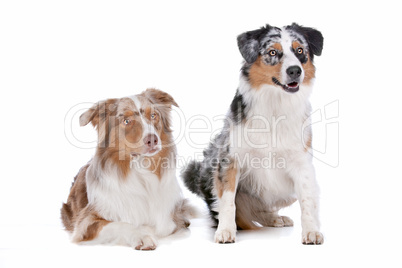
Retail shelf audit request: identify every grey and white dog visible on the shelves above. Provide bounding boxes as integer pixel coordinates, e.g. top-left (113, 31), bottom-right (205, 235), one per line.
top-left (183, 23), bottom-right (324, 245)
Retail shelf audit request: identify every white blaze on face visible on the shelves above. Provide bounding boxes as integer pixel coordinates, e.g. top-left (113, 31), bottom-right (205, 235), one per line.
top-left (280, 28), bottom-right (305, 84)
top-left (130, 95), bottom-right (161, 156)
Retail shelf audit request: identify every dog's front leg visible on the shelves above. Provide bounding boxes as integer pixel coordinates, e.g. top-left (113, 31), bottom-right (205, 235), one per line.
top-left (288, 155), bottom-right (324, 245)
top-left (214, 159), bottom-right (239, 243)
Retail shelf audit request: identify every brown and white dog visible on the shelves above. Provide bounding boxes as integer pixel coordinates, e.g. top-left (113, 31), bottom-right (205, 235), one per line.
top-left (61, 88), bottom-right (194, 250)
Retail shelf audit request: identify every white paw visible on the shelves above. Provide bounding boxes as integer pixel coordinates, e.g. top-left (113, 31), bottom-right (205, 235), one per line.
top-left (266, 215), bottom-right (294, 227)
top-left (134, 235), bottom-right (157, 250)
top-left (214, 228), bottom-right (236, 244)
top-left (281, 216), bottom-right (294, 227)
top-left (302, 231), bottom-right (324, 245)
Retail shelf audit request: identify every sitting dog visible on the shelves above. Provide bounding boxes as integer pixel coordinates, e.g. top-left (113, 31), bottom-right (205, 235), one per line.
top-left (183, 23), bottom-right (324, 244)
top-left (61, 88), bottom-right (194, 250)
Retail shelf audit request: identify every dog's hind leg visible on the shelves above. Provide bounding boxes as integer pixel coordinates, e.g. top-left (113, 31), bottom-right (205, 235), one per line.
top-left (235, 192), bottom-right (295, 228)
top-left (235, 190), bottom-right (268, 230)
top-left (256, 198), bottom-right (296, 227)
top-left (257, 211), bottom-right (294, 227)
top-left (235, 191), bottom-right (261, 230)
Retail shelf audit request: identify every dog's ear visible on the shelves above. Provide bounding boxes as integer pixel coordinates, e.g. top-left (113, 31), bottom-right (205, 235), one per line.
top-left (143, 88), bottom-right (178, 108)
top-left (80, 98), bottom-right (119, 145)
top-left (79, 105), bottom-right (97, 127)
top-left (144, 88), bottom-right (178, 132)
top-left (79, 99), bottom-right (118, 127)
top-left (237, 26), bottom-right (271, 64)
top-left (289, 23), bottom-right (324, 59)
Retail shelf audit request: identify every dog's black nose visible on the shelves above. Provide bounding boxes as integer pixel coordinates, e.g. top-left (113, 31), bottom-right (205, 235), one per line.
top-left (286, 66), bottom-right (302, 80)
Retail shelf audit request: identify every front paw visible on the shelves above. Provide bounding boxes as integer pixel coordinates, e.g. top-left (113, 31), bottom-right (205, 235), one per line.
top-left (215, 228), bottom-right (236, 244)
top-left (302, 231), bottom-right (324, 245)
top-left (134, 235), bottom-right (157, 250)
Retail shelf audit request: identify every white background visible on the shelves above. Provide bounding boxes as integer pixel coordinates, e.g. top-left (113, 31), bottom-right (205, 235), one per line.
top-left (1, 0), bottom-right (401, 267)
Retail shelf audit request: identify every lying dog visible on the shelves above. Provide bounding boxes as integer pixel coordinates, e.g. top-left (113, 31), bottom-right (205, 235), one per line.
top-left (183, 23), bottom-right (324, 244)
top-left (61, 88), bottom-right (194, 250)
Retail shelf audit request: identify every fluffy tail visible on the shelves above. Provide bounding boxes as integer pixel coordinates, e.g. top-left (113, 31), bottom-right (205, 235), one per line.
top-left (182, 160), bottom-right (203, 197)
top-left (182, 160), bottom-right (219, 224)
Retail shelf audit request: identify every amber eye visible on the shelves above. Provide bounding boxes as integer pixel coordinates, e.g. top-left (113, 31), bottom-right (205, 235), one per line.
top-left (150, 113), bottom-right (157, 120)
top-left (297, 47), bottom-right (304, 54)
top-left (269, 50), bottom-right (277, 56)
top-left (123, 119), bottom-right (131, 125)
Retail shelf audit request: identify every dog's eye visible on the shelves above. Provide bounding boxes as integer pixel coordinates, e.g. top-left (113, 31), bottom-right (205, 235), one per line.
top-left (150, 113), bottom-right (157, 120)
top-left (123, 119), bottom-right (131, 125)
top-left (297, 48), bottom-right (304, 54)
top-left (268, 50), bottom-right (277, 56)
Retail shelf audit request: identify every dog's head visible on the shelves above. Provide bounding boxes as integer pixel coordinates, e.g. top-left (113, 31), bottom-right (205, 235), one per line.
top-left (80, 88), bottom-right (178, 166)
top-left (237, 23), bottom-right (323, 93)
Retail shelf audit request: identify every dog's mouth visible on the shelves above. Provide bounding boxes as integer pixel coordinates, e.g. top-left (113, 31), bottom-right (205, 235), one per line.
top-left (145, 148), bottom-right (159, 155)
top-left (130, 148), bottom-right (161, 158)
top-left (130, 152), bottom-right (141, 158)
top-left (272, 77), bottom-right (299, 93)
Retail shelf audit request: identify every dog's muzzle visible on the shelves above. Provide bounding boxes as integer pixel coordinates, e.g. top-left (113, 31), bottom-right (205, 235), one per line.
top-left (272, 65), bottom-right (302, 93)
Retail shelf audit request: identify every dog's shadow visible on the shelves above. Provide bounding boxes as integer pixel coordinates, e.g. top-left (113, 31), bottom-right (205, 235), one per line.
top-left (159, 210), bottom-right (298, 248)
top-left (237, 225), bottom-right (295, 242)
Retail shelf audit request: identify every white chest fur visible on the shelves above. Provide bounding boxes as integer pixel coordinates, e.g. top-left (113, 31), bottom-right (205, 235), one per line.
top-left (234, 80), bottom-right (312, 153)
top-left (86, 163), bottom-right (181, 237)
top-left (231, 81), bottom-right (313, 202)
